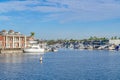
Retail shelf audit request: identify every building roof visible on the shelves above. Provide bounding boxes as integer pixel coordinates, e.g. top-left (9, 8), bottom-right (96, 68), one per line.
top-left (0, 30), bottom-right (25, 36)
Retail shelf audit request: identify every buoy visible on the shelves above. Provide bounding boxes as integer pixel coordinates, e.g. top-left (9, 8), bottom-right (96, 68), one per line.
top-left (40, 56), bottom-right (43, 61)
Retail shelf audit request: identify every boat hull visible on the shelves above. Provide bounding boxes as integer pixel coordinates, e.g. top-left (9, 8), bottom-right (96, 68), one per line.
top-left (23, 49), bottom-right (45, 53)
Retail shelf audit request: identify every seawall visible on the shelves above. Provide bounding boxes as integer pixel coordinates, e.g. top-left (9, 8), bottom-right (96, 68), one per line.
top-left (0, 48), bottom-right (23, 54)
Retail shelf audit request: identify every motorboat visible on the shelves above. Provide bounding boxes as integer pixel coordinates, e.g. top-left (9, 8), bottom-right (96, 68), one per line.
top-left (79, 44), bottom-right (85, 50)
top-left (87, 45), bottom-right (94, 50)
top-left (109, 44), bottom-right (116, 50)
top-left (51, 47), bottom-right (58, 52)
top-left (98, 45), bottom-right (109, 50)
top-left (23, 44), bottom-right (45, 53)
top-left (52, 48), bottom-right (58, 52)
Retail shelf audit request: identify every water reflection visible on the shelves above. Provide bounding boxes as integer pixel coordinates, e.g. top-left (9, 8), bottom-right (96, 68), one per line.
top-left (0, 53), bottom-right (24, 63)
top-left (40, 60), bottom-right (43, 64)
top-left (0, 52), bottom-right (45, 63)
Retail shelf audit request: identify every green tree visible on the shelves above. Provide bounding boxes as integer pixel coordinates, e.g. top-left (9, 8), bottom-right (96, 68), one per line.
top-left (47, 40), bottom-right (56, 45)
top-left (30, 32), bottom-right (35, 37)
top-left (89, 36), bottom-right (93, 40)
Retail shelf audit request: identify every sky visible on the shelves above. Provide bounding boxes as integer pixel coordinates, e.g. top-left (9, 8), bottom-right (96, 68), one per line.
top-left (0, 0), bottom-right (120, 40)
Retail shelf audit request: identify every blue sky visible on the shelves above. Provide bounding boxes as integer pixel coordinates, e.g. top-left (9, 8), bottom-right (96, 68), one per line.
top-left (0, 0), bottom-right (120, 39)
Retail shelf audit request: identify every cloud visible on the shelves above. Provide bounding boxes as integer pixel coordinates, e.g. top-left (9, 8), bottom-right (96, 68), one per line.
top-left (0, 1), bottom-right (68, 13)
top-left (45, 0), bottom-right (120, 22)
top-left (0, 1), bottom-right (38, 13)
top-left (0, 0), bottom-right (120, 22)
top-left (0, 16), bottom-right (10, 21)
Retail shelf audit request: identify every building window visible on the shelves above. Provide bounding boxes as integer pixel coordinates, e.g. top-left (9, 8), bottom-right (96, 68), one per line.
top-left (15, 38), bottom-right (19, 41)
top-left (20, 38), bottom-right (24, 41)
top-left (8, 38), bottom-right (12, 41)
top-left (22, 44), bottom-right (24, 47)
top-left (6, 44), bottom-right (10, 48)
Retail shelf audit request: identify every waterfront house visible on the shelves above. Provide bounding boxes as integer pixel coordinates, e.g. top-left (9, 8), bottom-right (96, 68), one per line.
top-left (0, 30), bottom-right (27, 49)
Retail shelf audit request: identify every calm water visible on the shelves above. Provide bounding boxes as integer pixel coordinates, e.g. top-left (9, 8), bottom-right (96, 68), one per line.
top-left (0, 49), bottom-right (120, 80)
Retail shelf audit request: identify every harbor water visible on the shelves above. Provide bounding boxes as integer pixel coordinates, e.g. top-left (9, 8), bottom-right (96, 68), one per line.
top-left (0, 49), bottom-right (120, 80)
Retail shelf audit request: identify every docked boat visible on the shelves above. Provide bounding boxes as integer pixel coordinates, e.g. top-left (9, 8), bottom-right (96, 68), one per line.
top-left (51, 47), bottom-right (58, 52)
top-left (79, 44), bottom-right (86, 50)
top-left (52, 48), bottom-right (58, 52)
top-left (23, 44), bottom-right (45, 53)
top-left (109, 44), bottom-right (116, 50)
top-left (87, 45), bottom-right (94, 50)
top-left (98, 45), bottom-right (109, 50)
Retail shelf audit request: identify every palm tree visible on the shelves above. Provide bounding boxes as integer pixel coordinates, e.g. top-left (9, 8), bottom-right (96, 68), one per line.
top-left (30, 32), bottom-right (35, 37)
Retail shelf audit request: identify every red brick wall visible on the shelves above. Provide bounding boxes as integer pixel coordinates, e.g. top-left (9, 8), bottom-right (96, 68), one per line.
top-left (0, 36), bottom-right (3, 40)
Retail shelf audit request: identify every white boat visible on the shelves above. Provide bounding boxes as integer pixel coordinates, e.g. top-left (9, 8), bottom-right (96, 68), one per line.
top-left (51, 47), bottom-right (58, 52)
top-left (24, 44), bottom-right (45, 53)
top-left (109, 44), bottom-right (116, 50)
top-left (98, 45), bottom-right (109, 50)
top-left (79, 44), bottom-right (85, 50)
top-left (52, 49), bottom-right (58, 52)
top-left (87, 45), bottom-right (94, 50)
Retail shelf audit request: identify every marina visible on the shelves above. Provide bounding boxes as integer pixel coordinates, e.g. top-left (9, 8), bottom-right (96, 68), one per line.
top-left (0, 0), bottom-right (120, 80)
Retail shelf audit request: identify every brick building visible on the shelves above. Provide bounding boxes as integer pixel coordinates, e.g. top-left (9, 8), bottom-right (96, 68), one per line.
top-left (0, 30), bottom-right (27, 49)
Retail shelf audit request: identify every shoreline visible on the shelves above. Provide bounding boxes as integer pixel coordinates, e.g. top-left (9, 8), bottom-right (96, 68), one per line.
top-left (0, 48), bottom-right (23, 54)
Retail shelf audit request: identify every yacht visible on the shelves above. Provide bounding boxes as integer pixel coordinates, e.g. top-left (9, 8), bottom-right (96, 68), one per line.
top-left (51, 47), bottom-right (58, 52)
top-left (87, 45), bottom-right (94, 50)
top-left (79, 43), bottom-right (85, 50)
top-left (109, 44), bottom-right (116, 50)
top-left (23, 44), bottom-right (45, 53)
top-left (98, 45), bottom-right (109, 50)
